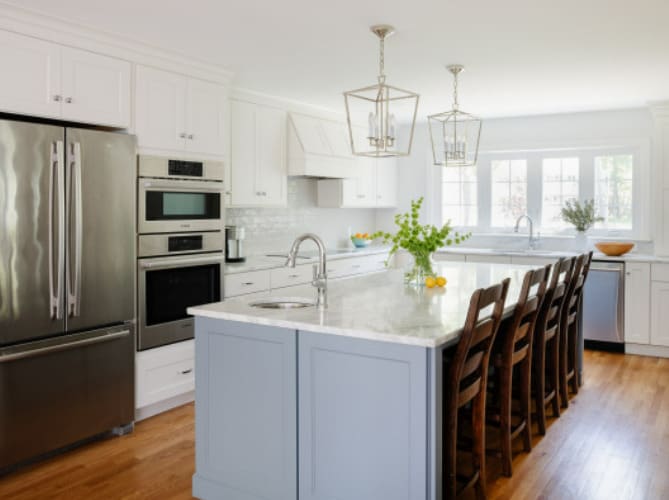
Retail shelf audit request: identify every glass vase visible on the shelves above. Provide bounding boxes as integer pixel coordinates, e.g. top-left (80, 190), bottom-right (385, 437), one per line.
top-left (405, 251), bottom-right (436, 286)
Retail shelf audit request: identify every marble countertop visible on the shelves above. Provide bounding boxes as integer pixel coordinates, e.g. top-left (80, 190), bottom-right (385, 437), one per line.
top-left (436, 246), bottom-right (669, 263)
top-left (189, 262), bottom-right (541, 348)
top-left (224, 246), bottom-right (391, 275)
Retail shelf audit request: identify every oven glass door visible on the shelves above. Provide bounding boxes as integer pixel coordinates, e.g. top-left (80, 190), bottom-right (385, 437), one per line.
top-left (145, 263), bottom-right (221, 327)
top-left (146, 191), bottom-right (221, 221)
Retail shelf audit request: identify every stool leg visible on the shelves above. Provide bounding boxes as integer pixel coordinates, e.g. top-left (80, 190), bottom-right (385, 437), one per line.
top-left (534, 342), bottom-right (547, 436)
top-left (472, 390), bottom-right (487, 500)
top-left (559, 332), bottom-right (570, 409)
top-left (549, 338), bottom-right (561, 418)
top-left (499, 364), bottom-right (513, 477)
top-left (569, 322), bottom-right (579, 395)
top-left (520, 356), bottom-right (532, 452)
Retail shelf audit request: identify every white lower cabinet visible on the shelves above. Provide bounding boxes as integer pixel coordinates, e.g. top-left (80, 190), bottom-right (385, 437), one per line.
top-left (465, 254), bottom-right (512, 264)
top-left (624, 263), bottom-right (651, 344)
top-left (650, 281), bottom-right (669, 347)
top-left (136, 340), bottom-right (194, 418)
top-left (224, 269), bottom-right (271, 298)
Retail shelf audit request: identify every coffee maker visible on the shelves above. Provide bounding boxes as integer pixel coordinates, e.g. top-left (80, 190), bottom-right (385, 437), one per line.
top-left (225, 226), bottom-right (246, 263)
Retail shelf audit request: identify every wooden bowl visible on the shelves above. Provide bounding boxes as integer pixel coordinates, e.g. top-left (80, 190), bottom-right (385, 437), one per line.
top-left (594, 242), bottom-right (635, 256)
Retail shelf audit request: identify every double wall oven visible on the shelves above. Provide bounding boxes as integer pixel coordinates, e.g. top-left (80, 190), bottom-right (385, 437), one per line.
top-left (137, 156), bottom-right (225, 350)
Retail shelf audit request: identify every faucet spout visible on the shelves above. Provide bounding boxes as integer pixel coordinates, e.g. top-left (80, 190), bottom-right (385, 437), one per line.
top-left (514, 214), bottom-right (539, 250)
top-left (285, 233), bottom-right (328, 307)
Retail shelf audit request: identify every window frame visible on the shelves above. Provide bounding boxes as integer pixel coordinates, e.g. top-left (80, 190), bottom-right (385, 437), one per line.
top-left (435, 142), bottom-right (651, 240)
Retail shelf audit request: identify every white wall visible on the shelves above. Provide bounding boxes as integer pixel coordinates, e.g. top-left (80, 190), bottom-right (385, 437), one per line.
top-left (227, 177), bottom-right (376, 255)
top-left (378, 107), bottom-right (656, 253)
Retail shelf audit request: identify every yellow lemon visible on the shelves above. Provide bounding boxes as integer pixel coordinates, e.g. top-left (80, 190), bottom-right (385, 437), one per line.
top-left (425, 277), bottom-right (436, 288)
top-left (436, 276), bottom-right (447, 287)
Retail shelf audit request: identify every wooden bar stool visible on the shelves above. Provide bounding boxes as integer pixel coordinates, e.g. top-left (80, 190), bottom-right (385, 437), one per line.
top-left (443, 278), bottom-right (509, 500)
top-left (488, 265), bottom-right (549, 477)
top-left (532, 257), bottom-right (575, 435)
top-left (559, 252), bottom-right (592, 407)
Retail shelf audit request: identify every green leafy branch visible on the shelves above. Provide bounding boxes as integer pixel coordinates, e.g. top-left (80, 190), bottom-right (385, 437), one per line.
top-left (371, 197), bottom-right (471, 265)
top-left (560, 199), bottom-right (603, 232)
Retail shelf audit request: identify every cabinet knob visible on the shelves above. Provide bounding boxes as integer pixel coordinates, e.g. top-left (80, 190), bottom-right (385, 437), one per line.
top-left (179, 133), bottom-right (187, 139)
top-left (225, 190), bottom-right (232, 195)
top-left (357, 195), bottom-right (365, 199)
top-left (65, 97), bottom-right (73, 104)
top-left (53, 95), bottom-right (62, 102)
top-left (188, 134), bottom-right (194, 140)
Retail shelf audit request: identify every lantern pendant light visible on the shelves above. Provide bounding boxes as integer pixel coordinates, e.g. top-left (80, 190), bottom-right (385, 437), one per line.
top-left (343, 25), bottom-right (419, 158)
top-left (428, 65), bottom-right (482, 166)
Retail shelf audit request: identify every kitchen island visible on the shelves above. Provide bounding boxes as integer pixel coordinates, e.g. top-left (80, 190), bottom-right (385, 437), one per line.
top-left (188, 262), bottom-right (544, 500)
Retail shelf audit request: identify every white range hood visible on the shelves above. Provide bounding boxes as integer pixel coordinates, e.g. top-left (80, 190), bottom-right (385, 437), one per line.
top-left (287, 112), bottom-right (356, 178)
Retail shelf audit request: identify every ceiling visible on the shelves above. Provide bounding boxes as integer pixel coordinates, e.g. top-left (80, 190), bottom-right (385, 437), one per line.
top-left (5, 0), bottom-right (669, 119)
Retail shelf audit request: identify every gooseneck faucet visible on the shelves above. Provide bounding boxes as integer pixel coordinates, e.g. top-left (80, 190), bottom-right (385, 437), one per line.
top-left (514, 214), bottom-right (540, 250)
top-left (286, 233), bottom-right (327, 308)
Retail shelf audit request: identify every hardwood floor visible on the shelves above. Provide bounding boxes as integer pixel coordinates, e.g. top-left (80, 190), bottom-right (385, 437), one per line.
top-left (1, 350), bottom-right (668, 500)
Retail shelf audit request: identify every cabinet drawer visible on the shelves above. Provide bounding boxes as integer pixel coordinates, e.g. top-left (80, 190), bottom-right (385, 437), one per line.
top-left (271, 264), bottom-right (314, 289)
top-left (651, 263), bottom-right (669, 282)
top-left (136, 341), bottom-right (194, 408)
top-left (225, 270), bottom-right (271, 297)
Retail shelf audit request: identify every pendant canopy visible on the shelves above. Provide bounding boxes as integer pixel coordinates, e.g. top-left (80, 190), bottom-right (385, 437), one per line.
top-left (344, 25), bottom-right (419, 158)
top-left (428, 65), bottom-right (482, 167)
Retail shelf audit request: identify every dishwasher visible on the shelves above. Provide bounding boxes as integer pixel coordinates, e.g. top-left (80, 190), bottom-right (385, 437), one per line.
top-left (582, 260), bottom-right (625, 352)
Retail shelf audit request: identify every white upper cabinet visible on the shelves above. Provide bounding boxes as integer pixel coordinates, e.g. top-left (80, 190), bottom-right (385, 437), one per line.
top-left (0, 30), bottom-right (130, 127)
top-left (341, 157), bottom-right (376, 207)
top-left (185, 78), bottom-right (226, 155)
top-left (230, 99), bottom-right (287, 207)
top-left (0, 30), bottom-right (61, 118)
top-left (375, 158), bottom-right (399, 207)
top-left (60, 47), bottom-right (130, 127)
top-left (135, 65), bottom-right (226, 156)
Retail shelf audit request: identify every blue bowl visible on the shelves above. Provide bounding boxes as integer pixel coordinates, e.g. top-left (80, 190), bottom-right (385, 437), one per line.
top-left (351, 237), bottom-right (371, 248)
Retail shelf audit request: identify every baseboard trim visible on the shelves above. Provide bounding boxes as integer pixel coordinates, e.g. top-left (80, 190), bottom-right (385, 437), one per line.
top-left (584, 340), bottom-right (625, 353)
top-left (625, 343), bottom-right (669, 359)
top-left (135, 391), bottom-right (194, 421)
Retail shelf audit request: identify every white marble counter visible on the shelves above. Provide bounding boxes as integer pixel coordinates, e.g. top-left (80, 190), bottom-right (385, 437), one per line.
top-left (224, 245), bottom-right (391, 275)
top-left (436, 246), bottom-right (669, 263)
top-left (189, 262), bottom-right (541, 348)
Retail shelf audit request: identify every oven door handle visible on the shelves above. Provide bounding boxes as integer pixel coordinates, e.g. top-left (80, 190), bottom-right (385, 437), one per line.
top-left (139, 255), bottom-right (225, 270)
top-left (140, 179), bottom-right (224, 192)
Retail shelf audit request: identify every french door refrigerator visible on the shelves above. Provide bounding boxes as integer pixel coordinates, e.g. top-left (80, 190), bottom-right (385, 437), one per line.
top-left (0, 119), bottom-right (136, 470)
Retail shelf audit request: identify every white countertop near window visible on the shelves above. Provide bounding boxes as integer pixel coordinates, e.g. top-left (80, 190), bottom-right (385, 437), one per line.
top-left (189, 262), bottom-right (541, 348)
top-left (436, 246), bottom-right (669, 263)
top-left (224, 246), bottom-right (392, 275)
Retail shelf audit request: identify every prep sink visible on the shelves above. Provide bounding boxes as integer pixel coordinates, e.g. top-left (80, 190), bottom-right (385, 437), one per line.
top-left (250, 297), bottom-right (316, 309)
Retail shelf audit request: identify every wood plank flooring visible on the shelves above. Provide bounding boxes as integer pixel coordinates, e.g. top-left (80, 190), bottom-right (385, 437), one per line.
top-left (0, 350), bottom-right (668, 499)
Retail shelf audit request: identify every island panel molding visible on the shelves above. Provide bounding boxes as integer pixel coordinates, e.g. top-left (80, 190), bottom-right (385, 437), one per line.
top-left (298, 332), bottom-right (427, 500)
top-left (193, 318), bottom-right (297, 500)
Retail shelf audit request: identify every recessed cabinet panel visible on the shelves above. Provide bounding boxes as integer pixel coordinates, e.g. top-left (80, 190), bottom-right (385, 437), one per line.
top-left (651, 281), bottom-right (669, 347)
top-left (230, 100), bottom-right (257, 206)
top-left (624, 263), bottom-right (651, 344)
top-left (256, 106), bottom-right (287, 205)
top-left (376, 158), bottom-right (399, 207)
top-left (61, 47), bottom-right (130, 127)
top-left (185, 78), bottom-right (226, 155)
top-left (0, 30), bottom-right (61, 118)
top-left (135, 66), bottom-right (187, 151)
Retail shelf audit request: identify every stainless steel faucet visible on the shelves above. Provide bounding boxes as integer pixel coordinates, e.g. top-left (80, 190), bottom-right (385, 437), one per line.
top-left (286, 233), bottom-right (327, 308)
top-left (514, 214), bottom-right (540, 250)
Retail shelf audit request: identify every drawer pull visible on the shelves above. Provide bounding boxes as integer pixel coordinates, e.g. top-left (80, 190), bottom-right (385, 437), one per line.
top-left (289, 274), bottom-right (300, 278)
top-left (242, 282), bottom-right (254, 285)
top-left (352, 264), bottom-right (361, 269)
top-left (180, 368), bottom-right (193, 375)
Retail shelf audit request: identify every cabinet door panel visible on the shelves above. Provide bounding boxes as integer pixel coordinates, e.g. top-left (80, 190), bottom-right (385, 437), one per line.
top-left (135, 65), bottom-right (187, 151)
top-left (651, 282), bottom-right (669, 347)
top-left (0, 30), bottom-right (61, 118)
top-left (625, 263), bottom-right (651, 344)
top-left (230, 100), bottom-right (258, 206)
top-left (185, 78), bottom-right (226, 155)
top-left (376, 158), bottom-right (398, 207)
top-left (256, 106), bottom-right (287, 206)
top-left (61, 47), bottom-right (130, 127)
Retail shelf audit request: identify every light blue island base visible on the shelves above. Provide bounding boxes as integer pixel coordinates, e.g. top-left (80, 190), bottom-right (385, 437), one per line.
top-left (192, 317), bottom-right (449, 500)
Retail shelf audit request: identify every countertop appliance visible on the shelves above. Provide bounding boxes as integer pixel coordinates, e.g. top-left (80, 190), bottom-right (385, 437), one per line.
top-left (136, 155), bottom-right (225, 351)
top-left (225, 225), bottom-right (246, 263)
top-left (582, 260), bottom-right (625, 351)
top-left (138, 155), bottom-right (224, 234)
top-left (0, 119), bottom-right (136, 471)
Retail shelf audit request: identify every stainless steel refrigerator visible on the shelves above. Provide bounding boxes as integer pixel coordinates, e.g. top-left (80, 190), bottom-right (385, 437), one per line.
top-left (0, 119), bottom-right (136, 471)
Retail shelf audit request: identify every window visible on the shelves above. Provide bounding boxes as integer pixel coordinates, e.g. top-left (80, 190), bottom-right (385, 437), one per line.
top-left (541, 157), bottom-right (579, 228)
top-left (594, 155), bottom-right (633, 230)
top-left (491, 160), bottom-right (527, 227)
top-left (442, 166), bottom-right (477, 227)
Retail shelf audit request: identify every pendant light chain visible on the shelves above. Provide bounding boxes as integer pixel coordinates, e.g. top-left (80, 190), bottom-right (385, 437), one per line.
top-left (452, 70), bottom-right (459, 110)
top-left (378, 35), bottom-right (386, 84)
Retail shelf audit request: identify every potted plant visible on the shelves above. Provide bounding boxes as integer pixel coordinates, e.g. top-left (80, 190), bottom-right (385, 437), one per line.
top-left (560, 199), bottom-right (603, 250)
top-left (371, 197), bottom-right (470, 285)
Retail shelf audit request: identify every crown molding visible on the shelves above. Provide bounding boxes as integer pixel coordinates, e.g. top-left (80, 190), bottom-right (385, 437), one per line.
top-left (231, 87), bottom-right (345, 122)
top-left (0, 2), bottom-right (234, 84)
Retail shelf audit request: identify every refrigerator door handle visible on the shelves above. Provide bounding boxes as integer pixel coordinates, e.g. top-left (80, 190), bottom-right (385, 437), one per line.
top-left (49, 140), bottom-right (65, 320)
top-left (0, 328), bottom-right (130, 363)
top-left (68, 142), bottom-right (83, 317)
